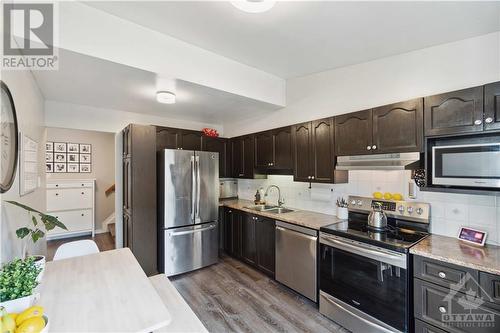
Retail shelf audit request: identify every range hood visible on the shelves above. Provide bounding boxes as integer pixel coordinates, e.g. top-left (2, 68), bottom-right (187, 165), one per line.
top-left (335, 152), bottom-right (421, 171)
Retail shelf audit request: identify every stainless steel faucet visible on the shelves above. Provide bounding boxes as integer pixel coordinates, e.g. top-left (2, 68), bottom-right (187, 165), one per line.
top-left (264, 185), bottom-right (285, 207)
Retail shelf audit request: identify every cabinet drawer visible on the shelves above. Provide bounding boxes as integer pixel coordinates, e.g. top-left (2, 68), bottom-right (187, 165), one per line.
top-left (414, 256), bottom-right (479, 293)
top-left (480, 272), bottom-right (500, 306)
top-left (47, 188), bottom-right (93, 211)
top-left (415, 319), bottom-right (448, 333)
top-left (414, 279), bottom-right (500, 333)
top-left (47, 182), bottom-right (93, 189)
top-left (47, 209), bottom-right (93, 235)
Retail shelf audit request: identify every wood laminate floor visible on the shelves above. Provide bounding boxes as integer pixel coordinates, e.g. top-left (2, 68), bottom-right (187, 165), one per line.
top-left (46, 232), bottom-right (115, 261)
top-left (171, 255), bottom-right (349, 333)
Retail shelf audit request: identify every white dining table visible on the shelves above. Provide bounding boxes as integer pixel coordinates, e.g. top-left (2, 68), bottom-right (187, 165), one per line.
top-left (38, 248), bottom-right (171, 333)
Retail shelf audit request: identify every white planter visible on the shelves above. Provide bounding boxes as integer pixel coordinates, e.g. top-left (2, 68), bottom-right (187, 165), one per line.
top-left (337, 207), bottom-right (348, 220)
top-left (0, 295), bottom-right (34, 313)
top-left (33, 255), bottom-right (46, 282)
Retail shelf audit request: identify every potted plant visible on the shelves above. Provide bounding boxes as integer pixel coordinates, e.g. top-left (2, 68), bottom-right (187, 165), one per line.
top-left (4, 201), bottom-right (67, 279)
top-left (0, 257), bottom-right (41, 312)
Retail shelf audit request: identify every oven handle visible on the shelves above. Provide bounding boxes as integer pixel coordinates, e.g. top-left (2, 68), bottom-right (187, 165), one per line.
top-left (320, 233), bottom-right (407, 269)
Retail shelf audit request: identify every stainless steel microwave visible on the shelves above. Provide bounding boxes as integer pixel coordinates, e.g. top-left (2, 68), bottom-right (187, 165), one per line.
top-left (432, 143), bottom-right (500, 188)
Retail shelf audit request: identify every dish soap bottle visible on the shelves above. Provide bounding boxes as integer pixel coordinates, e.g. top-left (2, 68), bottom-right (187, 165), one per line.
top-left (254, 190), bottom-right (261, 204)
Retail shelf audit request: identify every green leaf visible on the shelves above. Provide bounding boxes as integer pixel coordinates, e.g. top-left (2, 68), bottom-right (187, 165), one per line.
top-left (41, 214), bottom-right (67, 231)
top-left (16, 228), bottom-right (30, 239)
top-left (30, 229), bottom-right (44, 243)
top-left (31, 215), bottom-right (38, 226)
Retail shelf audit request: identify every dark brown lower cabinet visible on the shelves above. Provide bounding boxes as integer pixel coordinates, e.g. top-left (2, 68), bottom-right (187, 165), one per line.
top-left (224, 208), bottom-right (275, 277)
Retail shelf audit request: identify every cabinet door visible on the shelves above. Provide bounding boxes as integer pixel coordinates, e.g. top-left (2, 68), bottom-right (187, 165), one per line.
top-left (335, 110), bottom-right (373, 156)
top-left (231, 137), bottom-right (244, 178)
top-left (223, 208), bottom-right (233, 254)
top-left (292, 122), bottom-right (312, 182)
top-left (256, 217), bottom-right (275, 277)
top-left (232, 211), bottom-right (242, 258)
top-left (254, 131), bottom-right (274, 168)
top-left (424, 86), bottom-right (484, 136)
top-left (273, 126), bottom-right (293, 170)
top-left (372, 98), bottom-right (423, 153)
top-left (202, 136), bottom-right (226, 177)
top-left (484, 81), bottom-right (500, 131)
top-left (180, 130), bottom-right (202, 151)
top-left (156, 126), bottom-right (181, 150)
top-left (241, 214), bottom-right (257, 265)
top-left (311, 117), bottom-right (335, 183)
top-left (242, 135), bottom-right (255, 178)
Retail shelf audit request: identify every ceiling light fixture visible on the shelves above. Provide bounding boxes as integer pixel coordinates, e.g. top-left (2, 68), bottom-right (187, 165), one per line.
top-left (156, 91), bottom-right (176, 104)
top-left (231, 0), bottom-right (275, 14)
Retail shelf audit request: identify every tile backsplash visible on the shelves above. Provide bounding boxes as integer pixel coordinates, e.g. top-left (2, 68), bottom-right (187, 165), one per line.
top-left (237, 171), bottom-right (500, 245)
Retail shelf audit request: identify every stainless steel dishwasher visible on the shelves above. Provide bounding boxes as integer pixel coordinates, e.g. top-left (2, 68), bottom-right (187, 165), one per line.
top-left (275, 220), bottom-right (318, 302)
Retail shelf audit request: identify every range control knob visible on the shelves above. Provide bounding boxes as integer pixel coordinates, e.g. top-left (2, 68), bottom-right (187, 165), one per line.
top-left (398, 205), bottom-right (405, 213)
top-left (350, 200), bottom-right (356, 206)
top-left (407, 206), bottom-right (414, 214)
top-left (416, 208), bottom-right (423, 215)
top-left (356, 200), bottom-right (363, 206)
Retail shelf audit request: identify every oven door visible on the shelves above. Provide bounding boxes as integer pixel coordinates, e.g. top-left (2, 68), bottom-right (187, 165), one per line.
top-left (432, 143), bottom-right (500, 188)
top-left (319, 233), bottom-right (408, 332)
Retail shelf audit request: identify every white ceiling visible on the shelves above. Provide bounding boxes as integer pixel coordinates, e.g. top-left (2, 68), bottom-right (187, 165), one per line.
top-left (85, 1), bottom-right (500, 79)
top-left (33, 49), bottom-right (279, 124)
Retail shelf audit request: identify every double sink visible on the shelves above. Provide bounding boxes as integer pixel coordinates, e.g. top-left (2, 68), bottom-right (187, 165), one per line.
top-left (244, 204), bottom-right (295, 215)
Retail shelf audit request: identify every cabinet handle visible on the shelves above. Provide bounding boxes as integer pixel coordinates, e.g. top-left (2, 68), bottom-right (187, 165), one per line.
top-left (474, 119), bottom-right (483, 125)
top-left (311, 176), bottom-right (315, 180)
top-left (270, 163), bottom-right (274, 166)
top-left (81, 192), bottom-right (84, 195)
top-left (307, 176), bottom-right (311, 180)
top-left (438, 306), bottom-right (447, 314)
top-left (438, 271), bottom-right (446, 279)
top-left (228, 210), bottom-right (232, 213)
top-left (485, 117), bottom-right (493, 124)
top-left (239, 173), bottom-right (244, 176)
top-left (81, 213), bottom-right (84, 216)
top-left (366, 146), bottom-right (372, 150)
top-left (55, 193), bottom-right (59, 196)
top-left (372, 145), bottom-right (377, 150)
top-left (55, 184), bottom-right (59, 187)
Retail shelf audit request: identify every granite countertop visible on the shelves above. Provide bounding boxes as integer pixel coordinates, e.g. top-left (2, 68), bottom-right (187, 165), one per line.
top-left (220, 199), bottom-right (344, 230)
top-left (410, 234), bottom-right (500, 275)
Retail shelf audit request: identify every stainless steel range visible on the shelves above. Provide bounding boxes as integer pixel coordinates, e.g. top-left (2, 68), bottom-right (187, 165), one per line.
top-left (319, 196), bottom-right (430, 333)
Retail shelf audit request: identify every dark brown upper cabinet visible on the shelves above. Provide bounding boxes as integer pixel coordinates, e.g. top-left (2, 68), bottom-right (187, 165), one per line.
top-left (254, 126), bottom-right (293, 171)
top-left (156, 126), bottom-right (202, 151)
top-left (231, 135), bottom-right (255, 179)
top-left (180, 130), bottom-right (202, 150)
top-left (485, 81), bottom-right (500, 131)
top-left (424, 86), bottom-right (484, 136)
top-left (372, 98), bottom-right (423, 153)
top-left (254, 130), bottom-right (274, 168)
top-left (156, 126), bottom-right (181, 151)
top-left (202, 136), bottom-right (230, 178)
top-left (292, 117), bottom-right (336, 183)
top-left (335, 110), bottom-right (373, 156)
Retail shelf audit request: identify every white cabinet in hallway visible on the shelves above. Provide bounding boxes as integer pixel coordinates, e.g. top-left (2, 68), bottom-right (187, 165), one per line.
top-left (46, 179), bottom-right (95, 239)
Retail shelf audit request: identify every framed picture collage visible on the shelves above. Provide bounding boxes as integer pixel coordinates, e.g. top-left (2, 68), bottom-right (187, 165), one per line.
top-left (46, 142), bottom-right (92, 173)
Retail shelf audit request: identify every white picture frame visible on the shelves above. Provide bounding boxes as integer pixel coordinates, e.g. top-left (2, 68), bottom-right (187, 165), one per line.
top-left (67, 143), bottom-right (79, 153)
top-left (46, 152), bottom-right (53, 162)
top-left (80, 153), bottom-right (91, 163)
top-left (54, 153), bottom-right (66, 163)
top-left (80, 144), bottom-right (91, 153)
top-left (46, 163), bottom-right (53, 173)
top-left (45, 142), bottom-right (54, 152)
top-left (67, 163), bottom-right (79, 173)
top-left (79, 164), bottom-right (91, 173)
top-left (54, 142), bottom-right (67, 152)
top-left (67, 153), bottom-right (79, 163)
top-left (20, 133), bottom-right (38, 196)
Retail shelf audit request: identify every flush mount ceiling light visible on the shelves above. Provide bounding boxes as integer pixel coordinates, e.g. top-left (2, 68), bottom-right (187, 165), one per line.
top-left (156, 91), bottom-right (176, 104)
top-left (231, 0), bottom-right (276, 13)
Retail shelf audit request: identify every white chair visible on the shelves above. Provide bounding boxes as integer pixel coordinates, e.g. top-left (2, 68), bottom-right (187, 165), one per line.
top-left (53, 240), bottom-right (100, 261)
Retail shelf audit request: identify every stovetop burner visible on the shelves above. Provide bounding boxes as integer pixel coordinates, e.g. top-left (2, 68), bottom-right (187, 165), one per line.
top-left (320, 214), bottom-right (429, 253)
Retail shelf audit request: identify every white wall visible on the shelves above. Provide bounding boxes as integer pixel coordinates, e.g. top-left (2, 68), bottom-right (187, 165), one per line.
top-left (0, 69), bottom-right (46, 263)
top-left (44, 100), bottom-right (223, 134)
top-left (224, 32), bottom-right (500, 136)
top-left (234, 32), bottom-right (500, 245)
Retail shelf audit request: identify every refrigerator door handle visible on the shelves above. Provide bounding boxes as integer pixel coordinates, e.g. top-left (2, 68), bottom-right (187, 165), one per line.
top-left (195, 155), bottom-right (201, 223)
top-left (169, 223), bottom-right (217, 236)
top-left (191, 155), bottom-right (196, 221)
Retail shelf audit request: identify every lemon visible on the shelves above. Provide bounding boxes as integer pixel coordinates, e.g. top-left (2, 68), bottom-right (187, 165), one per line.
top-left (1, 313), bottom-right (16, 333)
top-left (15, 307), bottom-right (43, 327)
top-left (392, 193), bottom-right (403, 201)
top-left (383, 192), bottom-right (393, 200)
top-left (14, 317), bottom-right (45, 333)
top-left (372, 192), bottom-right (383, 199)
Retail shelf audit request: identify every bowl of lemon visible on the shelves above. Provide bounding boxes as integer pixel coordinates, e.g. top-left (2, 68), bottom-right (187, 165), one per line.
top-left (1, 305), bottom-right (48, 333)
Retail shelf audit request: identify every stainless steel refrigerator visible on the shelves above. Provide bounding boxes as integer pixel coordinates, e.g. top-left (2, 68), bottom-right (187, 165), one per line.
top-left (158, 149), bottom-right (219, 276)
